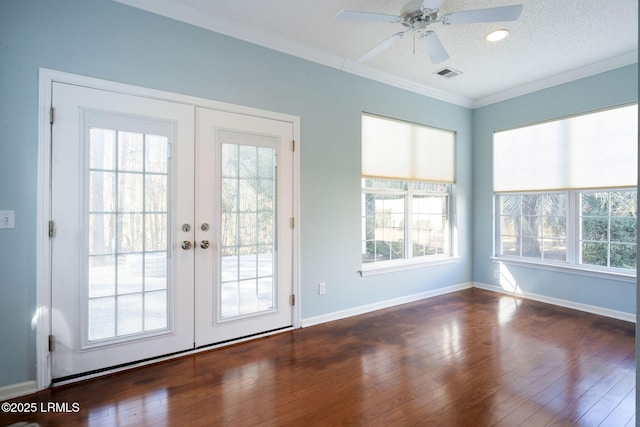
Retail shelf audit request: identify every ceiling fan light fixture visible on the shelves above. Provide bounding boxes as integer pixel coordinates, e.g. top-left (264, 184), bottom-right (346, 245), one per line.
top-left (486, 28), bottom-right (510, 42)
top-left (337, 3), bottom-right (523, 61)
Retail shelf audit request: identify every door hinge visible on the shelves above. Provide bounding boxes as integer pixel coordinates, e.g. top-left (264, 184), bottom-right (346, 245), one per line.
top-left (48, 220), bottom-right (55, 238)
top-left (290, 294), bottom-right (295, 306)
top-left (49, 107), bottom-right (55, 125)
top-left (48, 334), bottom-right (55, 352)
top-left (290, 217), bottom-right (295, 229)
top-left (292, 140), bottom-right (295, 152)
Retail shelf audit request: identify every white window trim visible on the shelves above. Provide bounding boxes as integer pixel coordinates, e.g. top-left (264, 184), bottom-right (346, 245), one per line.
top-left (361, 180), bottom-right (456, 271)
top-left (360, 255), bottom-right (461, 277)
top-left (494, 189), bottom-right (637, 281)
top-left (491, 256), bottom-right (636, 283)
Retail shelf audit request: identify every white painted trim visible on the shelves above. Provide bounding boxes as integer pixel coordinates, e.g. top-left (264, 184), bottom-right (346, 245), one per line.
top-left (113, 0), bottom-right (473, 108)
top-left (491, 257), bottom-right (636, 283)
top-left (473, 281), bottom-right (636, 323)
top-left (37, 67), bottom-right (302, 391)
top-left (359, 256), bottom-right (460, 277)
top-left (36, 69), bottom-right (53, 391)
top-left (291, 120), bottom-right (302, 329)
top-left (300, 282), bottom-right (473, 328)
top-left (341, 60), bottom-right (473, 107)
top-left (0, 381), bottom-right (37, 401)
top-left (472, 52), bottom-right (639, 108)
top-left (40, 69), bottom-right (299, 122)
top-left (114, 0), bottom-right (636, 109)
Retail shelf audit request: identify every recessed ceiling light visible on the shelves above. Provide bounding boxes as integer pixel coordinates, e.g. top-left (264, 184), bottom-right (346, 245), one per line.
top-left (486, 29), bottom-right (510, 42)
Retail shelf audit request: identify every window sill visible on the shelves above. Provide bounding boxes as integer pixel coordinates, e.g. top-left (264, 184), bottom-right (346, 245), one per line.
top-left (491, 256), bottom-right (636, 283)
top-left (359, 256), bottom-right (460, 277)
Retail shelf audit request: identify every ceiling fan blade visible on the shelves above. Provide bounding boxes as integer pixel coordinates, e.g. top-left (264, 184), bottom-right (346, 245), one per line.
top-left (421, 0), bottom-right (446, 12)
top-left (358, 32), bottom-right (405, 63)
top-left (421, 31), bottom-right (449, 64)
top-left (442, 5), bottom-right (523, 25)
top-left (336, 10), bottom-right (402, 23)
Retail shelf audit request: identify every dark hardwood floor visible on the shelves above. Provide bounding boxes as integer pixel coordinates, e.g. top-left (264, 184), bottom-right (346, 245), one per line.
top-left (1, 288), bottom-right (635, 426)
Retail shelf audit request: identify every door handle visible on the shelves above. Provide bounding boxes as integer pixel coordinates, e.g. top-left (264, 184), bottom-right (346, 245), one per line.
top-left (181, 240), bottom-right (192, 250)
top-left (200, 240), bottom-right (210, 249)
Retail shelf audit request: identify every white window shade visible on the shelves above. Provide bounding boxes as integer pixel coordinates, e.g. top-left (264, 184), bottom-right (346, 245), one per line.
top-left (494, 104), bottom-right (638, 192)
top-left (362, 113), bottom-right (455, 182)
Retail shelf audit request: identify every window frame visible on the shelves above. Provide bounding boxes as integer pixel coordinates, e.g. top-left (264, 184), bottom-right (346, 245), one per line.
top-left (578, 189), bottom-right (637, 272)
top-left (360, 178), bottom-right (457, 276)
top-left (495, 191), bottom-right (569, 262)
top-left (492, 103), bottom-right (637, 282)
top-left (359, 113), bottom-right (457, 276)
top-left (494, 188), bottom-right (636, 282)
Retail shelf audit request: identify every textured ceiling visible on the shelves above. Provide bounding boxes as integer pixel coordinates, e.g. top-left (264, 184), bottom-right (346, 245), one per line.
top-left (116, 0), bottom-right (638, 107)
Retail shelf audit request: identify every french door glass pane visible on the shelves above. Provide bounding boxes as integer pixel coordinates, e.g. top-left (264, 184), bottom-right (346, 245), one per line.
top-left (88, 297), bottom-right (115, 342)
top-left (87, 128), bottom-right (170, 342)
top-left (220, 143), bottom-right (276, 318)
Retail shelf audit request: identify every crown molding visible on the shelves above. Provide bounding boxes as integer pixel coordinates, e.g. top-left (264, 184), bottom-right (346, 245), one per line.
top-left (114, 0), bottom-right (636, 110)
top-left (341, 60), bottom-right (473, 107)
top-left (113, 0), bottom-right (474, 107)
top-left (472, 51), bottom-right (639, 108)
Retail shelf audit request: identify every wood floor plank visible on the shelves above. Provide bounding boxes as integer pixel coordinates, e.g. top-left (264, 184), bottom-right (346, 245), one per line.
top-left (1, 288), bottom-right (635, 426)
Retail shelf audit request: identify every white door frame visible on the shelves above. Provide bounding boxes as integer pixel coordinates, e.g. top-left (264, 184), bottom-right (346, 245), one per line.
top-left (36, 68), bottom-right (301, 390)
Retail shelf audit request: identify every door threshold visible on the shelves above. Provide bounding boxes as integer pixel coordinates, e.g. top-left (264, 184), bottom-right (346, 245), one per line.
top-left (195, 325), bottom-right (293, 350)
top-left (51, 326), bottom-right (296, 388)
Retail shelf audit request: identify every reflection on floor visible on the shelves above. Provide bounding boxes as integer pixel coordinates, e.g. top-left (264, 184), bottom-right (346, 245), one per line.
top-left (2, 288), bottom-right (635, 426)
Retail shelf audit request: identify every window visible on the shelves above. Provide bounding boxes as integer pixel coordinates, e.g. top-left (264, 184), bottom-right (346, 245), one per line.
top-left (361, 113), bottom-right (455, 272)
top-left (497, 192), bottom-right (567, 261)
top-left (362, 179), bottom-right (451, 263)
top-left (496, 190), bottom-right (637, 271)
top-left (494, 104), bottom-right (637, 275)
top-left (580, 190), bottom-right (637, 270)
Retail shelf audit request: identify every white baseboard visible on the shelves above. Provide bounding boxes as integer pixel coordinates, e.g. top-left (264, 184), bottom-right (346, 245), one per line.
top-left (5, 281), bottom-right (631, 401)
top-left (473, 281), bottom-right (636, 323)
top-left (0, 381), bottom-right (37, 401)
top-left (301, 282), bottom-right (473, 328)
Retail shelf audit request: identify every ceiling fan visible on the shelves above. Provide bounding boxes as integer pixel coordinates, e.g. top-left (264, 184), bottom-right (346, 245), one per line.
top-left (336, 0), bottom-right (523, 64)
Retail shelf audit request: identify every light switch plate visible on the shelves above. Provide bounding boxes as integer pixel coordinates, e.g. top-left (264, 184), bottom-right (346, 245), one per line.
top-left (0, 210), bottom-right (15, 229)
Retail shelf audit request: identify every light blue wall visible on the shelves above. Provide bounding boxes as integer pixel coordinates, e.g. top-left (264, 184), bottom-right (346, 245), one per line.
top-left (2, 0), bottom-right (636, 391)
top-left (0, 0), bottom-right (472, 387)
top-left (472, 64), bottom-right (638, 314)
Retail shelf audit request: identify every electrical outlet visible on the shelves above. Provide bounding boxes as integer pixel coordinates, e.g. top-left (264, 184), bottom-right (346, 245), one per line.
top-left (318, 282), bottom-right (327, 295)
top-left (494, 269), bottom-right (501, 280)
top-left (0, 210), bottom-right (15, 229)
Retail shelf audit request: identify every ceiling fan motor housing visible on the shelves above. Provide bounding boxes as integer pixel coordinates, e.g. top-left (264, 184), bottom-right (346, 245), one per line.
top-left (401, 0), bottom-right (439, 32)
top-left (402, 11), bottom-right (438, 28)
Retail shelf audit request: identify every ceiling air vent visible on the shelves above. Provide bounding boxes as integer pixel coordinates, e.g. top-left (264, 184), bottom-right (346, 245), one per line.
top-left (434, 68), bottom-right (462, 79)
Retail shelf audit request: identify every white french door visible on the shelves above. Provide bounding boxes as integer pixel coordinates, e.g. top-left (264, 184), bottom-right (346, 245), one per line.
top-left (50, 82), bottom-right (294, 381)
top-left (195, 108), bottom-right (294, 346)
